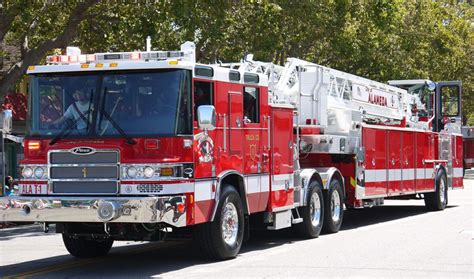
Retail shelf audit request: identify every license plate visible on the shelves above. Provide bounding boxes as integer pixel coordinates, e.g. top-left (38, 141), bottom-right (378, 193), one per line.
top-left (19, 184), bottom-right (47, 195)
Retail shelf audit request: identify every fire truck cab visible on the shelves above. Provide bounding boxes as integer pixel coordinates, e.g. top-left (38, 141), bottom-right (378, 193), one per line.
top-left (0, 42), bottom-right (464, 260)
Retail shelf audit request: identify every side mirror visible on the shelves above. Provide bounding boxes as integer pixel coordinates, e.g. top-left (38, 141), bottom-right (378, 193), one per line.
top-left (0, 110), bottom-right (12, 134)
top-left (197, 105), bottom-right (216, 131)
top-left (425, 81), bottom-right (436, 91)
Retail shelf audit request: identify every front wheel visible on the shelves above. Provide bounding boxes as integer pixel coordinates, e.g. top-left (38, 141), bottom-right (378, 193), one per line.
top-left (194, 186), bottom-right (244, 260)
top-left (424, 170), bottom-right (448, 211)
top-left (322, 179), bottom-right (344, 234)
top-left (62, 234), bottom-right (113, 258)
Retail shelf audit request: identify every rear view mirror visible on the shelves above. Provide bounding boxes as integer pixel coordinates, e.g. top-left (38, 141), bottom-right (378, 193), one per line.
top-left (197, 105), bottom-right (216, 131)
top-left (0, 110), bottom-right (12, 134)
top-left (425, 81), bottom-right (436, 91)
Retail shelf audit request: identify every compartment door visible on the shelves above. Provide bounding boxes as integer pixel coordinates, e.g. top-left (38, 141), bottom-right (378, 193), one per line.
top-left (401, 131), bottom-right (415, 193)
top-left (363, 127), bottom-right (388, 197)
top-left (415, 132), bottom-right (435, 192)
top-left (452, 134), bottom-right (463, 188)
top-left (270, 107), bottom-right (294, 210)
top-left (387, 130), bottom-right (402, 195)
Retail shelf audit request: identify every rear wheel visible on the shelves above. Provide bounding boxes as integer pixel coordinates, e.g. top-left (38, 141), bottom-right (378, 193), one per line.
top-left (296, 181), bottom-right (324, 238)
top-left (322, 179), bottom-right (344, 233)
top-left (194, 185), bottom-right (244, 260)
top-left (424, 170), bottom-right (448, 211)
top-left (62, 234), bottom-right (113, 258)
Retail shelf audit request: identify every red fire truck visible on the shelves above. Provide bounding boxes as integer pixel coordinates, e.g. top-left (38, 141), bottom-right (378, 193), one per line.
top-left (462, 126), bottom-right (474, 171)
top-left (0, 42), bottom-right (464, 260)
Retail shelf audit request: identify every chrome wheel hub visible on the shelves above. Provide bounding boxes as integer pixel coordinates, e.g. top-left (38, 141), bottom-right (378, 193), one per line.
top-left (331, 190), bottom-right (341, 223)
top-left (439, 178), bottom-right (446, 205)
top-left (310, 192), bottom-right (321, 227)
top-left (221, 202), bottom-right (239, 246)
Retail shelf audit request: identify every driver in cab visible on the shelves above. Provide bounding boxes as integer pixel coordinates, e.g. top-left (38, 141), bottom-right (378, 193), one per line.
top-left (53, 89), bottom-right (93, 130)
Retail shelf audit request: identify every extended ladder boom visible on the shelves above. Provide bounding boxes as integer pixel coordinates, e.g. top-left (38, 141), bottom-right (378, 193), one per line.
top-left (228, 56), bottom-right (427, 130)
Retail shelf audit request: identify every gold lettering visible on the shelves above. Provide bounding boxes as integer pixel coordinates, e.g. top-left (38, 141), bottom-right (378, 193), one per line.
top-left (246, 135), bottom-right (260, 141)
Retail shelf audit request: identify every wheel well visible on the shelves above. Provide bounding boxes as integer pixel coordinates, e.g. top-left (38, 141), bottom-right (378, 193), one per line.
top-left (310, 173), bottom-right (324, 189)
top-left (220, 174), bottom-right (249, 215)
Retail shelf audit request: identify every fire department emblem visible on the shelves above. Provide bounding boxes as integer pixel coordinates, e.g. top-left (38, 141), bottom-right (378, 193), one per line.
top-left (195, 132), bottom-right (214, 163)
top-left (249, 144), bottom-right (257, 161)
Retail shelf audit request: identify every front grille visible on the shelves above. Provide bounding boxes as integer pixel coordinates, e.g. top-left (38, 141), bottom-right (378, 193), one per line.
top-left (53, 181), bottom-right (118, 194)
top-left (50, 166), bottom-right (118, 179)
top-left (49, 150), bottom-right (119, 195)
top-left (50, 151), bottom-right (118, 164)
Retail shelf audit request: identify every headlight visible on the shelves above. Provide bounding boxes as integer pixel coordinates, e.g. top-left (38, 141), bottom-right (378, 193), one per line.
top-left (126, 167), bottom-right (137, 178)
top-left (121, 164), bottom-right (187, 180)
top-left (143, 166), bottom-right (155, 178)
top-left (34, 167), bottom-right (45, 178)
top-left (22, 167), bottom-right (33, 178)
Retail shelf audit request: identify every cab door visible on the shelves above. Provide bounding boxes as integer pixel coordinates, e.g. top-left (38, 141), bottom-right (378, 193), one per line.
top-left (193, 80), bottom-right (215, 178)
top-left (228, 86), bottom-right (244, 173)
top-left (435, 81), bottom-right (462, 133)
top-left (435, 81), bottom-right (463, 188)
top-left (242, 85), bottom-right (263, 174)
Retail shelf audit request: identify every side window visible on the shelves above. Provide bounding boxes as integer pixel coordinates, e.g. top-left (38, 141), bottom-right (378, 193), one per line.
top-left (244, 87), bottom-right (259, 123)
top-left (194, 81), bottom-right (213, 121)
top-left (441, 86), bottom-right (460, 117)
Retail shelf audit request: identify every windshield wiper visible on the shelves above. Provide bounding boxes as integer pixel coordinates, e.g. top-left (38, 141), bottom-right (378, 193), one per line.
top-left (99, 107), bottom-right (137, 145)
top-left (49, 116), bottom-right (84, 145)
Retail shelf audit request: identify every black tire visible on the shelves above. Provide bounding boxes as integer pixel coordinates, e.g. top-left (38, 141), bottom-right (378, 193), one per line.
top-left (62, 233), bottom-right (113, 258)
top-left (424, 170), bottom-right (448, 211)
top-left (296, 181), bottom-right (324, 238)
top-left (322, 179), bottom-right (344, 234)
top-left (194, 185), bottom-right (244, 260)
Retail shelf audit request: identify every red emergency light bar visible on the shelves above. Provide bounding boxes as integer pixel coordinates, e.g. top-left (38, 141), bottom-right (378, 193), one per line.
top-left (46, 50), bottom-right (184, 65)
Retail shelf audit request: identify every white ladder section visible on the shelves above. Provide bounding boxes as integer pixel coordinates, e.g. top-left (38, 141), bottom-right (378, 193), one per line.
top-left (235, 56), bottom-right (420, 128)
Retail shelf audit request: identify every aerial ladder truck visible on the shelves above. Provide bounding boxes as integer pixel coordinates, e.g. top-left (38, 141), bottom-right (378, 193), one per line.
top-left (0, 42), bottom-right (463, 260)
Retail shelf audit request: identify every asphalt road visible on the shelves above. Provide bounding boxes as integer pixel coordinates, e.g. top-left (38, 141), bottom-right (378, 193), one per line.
top-left (1, 173), bottom-right (473, 278)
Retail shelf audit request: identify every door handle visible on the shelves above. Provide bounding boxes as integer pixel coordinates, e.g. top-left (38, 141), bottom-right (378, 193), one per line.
top-left (243, 116), bottom-right (251, 125)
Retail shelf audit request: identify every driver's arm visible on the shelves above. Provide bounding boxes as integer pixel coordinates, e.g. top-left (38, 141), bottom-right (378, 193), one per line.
top-left (53, 105), bottom-right (74, 125)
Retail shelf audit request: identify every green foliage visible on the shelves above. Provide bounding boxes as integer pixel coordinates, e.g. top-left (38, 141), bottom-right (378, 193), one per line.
top-left (1, 0), bottom-right (472, 121)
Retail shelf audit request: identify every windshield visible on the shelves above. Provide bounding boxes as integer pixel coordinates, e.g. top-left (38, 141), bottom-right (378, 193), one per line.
top-left (28, 69), bottom-right (192, 138)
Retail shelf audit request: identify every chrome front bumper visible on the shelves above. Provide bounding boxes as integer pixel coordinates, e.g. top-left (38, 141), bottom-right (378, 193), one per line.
top-left (0, 195), bottom-right (187, 227)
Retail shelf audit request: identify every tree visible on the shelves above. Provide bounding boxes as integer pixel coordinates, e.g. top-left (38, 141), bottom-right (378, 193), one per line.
top-left (0, 1), bottom-right (472, 123)
top-left (0, 0), bottom-right (100, 96)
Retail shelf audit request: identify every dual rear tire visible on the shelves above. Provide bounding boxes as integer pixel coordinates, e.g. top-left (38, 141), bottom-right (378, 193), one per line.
top-left (323, 179), bottom-right (344, 233)
top-left (297, 179), bottom-right (344, 238)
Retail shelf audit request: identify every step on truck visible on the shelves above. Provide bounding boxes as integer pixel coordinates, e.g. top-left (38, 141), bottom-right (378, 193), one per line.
top-left (0, 41), bottom-right (464, 260)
